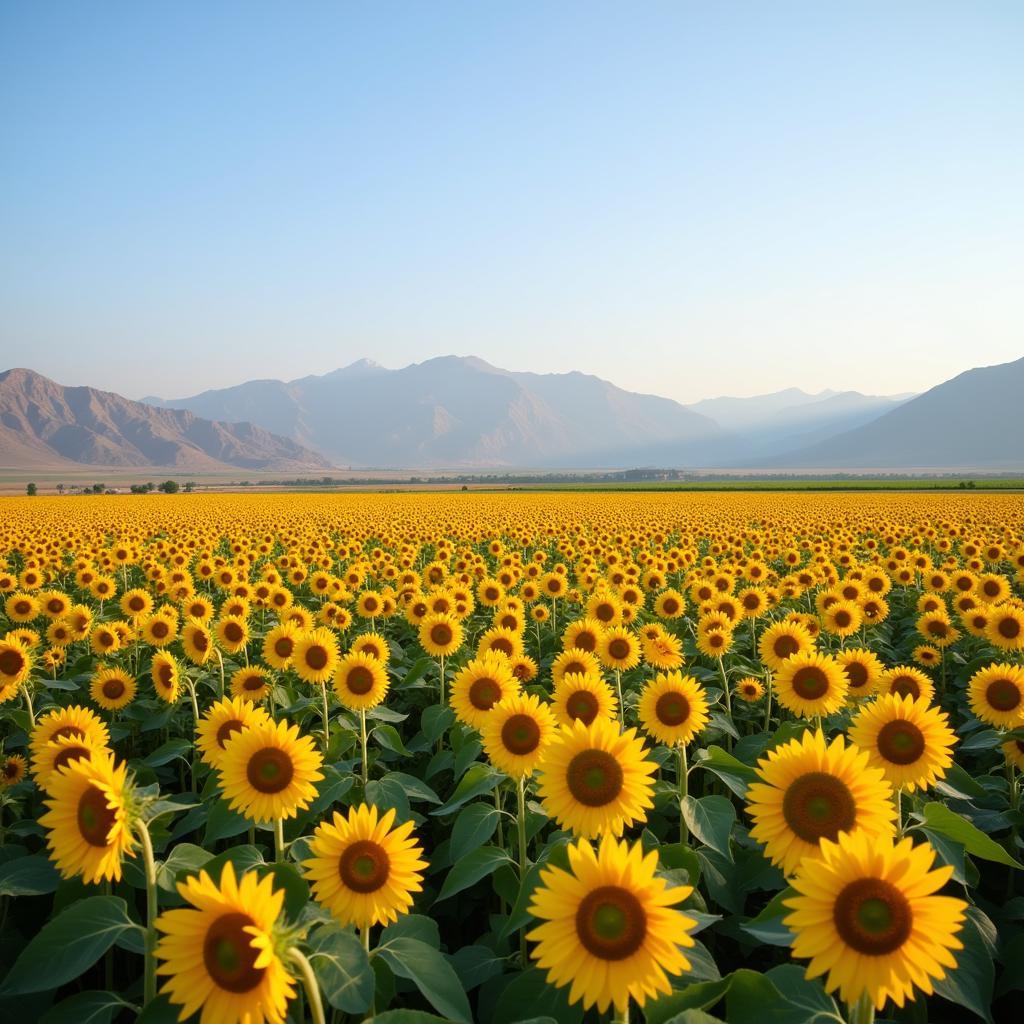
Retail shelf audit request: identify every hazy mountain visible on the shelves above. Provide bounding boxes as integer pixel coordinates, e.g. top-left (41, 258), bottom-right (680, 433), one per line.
top-left (685, 387), bottom-right (840, 430)
top-left (757, 356), bottom-right (1024, 469)
top-left (145, 356), bottom-right (725, 468)
top-left (0, 368), bottom-right (331, 471)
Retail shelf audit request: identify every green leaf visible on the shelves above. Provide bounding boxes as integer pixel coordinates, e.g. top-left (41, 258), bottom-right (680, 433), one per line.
top-left (681, 795), bottom-right (736, 859)
top-left (644, 977), bottom-right (735, 1024)
top-left (490, 966), bottom-right (583, 1024)
top-left (371, 1013), bottom-right (452, 1024)
top-left (134, 994), bottom-right (182, 1024)
top-left (432, 762), bottom-right (500, 816)
top-left (726, 965), bottom-right (842, 1024)
top-left (382, 771), bottom-right (441, 804)
top-left (740, 889), bottom-right (796, 947)
top-left (0, 854), bottom-right (60, 897)
top-left (260, 862), bottom-right (309, 922)
top-left (142, 738), bottom-right (192, 767)
top-left (0, 896), bottom-right (137, 995)
top-left (39, 991), bottom-right (137, 1024)
top-left (203, 796), bottom-right (250, 844)
top-left (374, 723), bottom-right (412, 756)
top-left (695, 745), bottom-right (757, 798)
top-left (200, 844), bottom-right (265, 884)
top-left (420, 704), bottom-right (454, 742)
top-left (450, 802), bottom-right (500, 861)
top-left (375, 936), bottom-right (472, 1023)
top-left (381, 913), bottom-right (440, 948)
top-left (436, 845), bottom-right (511, 901)
top-left (933, 906), bottom-right (996, 1024)
top-left (365, 776), bottom-right (412, 824)
top-left (156, 842), bottom-right (213, 892)
top-left (920, 801), bottom-right (1022, 868)
top-left (308, 924), bottom-right (375, 1014)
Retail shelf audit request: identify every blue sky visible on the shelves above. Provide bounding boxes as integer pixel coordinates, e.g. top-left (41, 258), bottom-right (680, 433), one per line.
top-left (1, 1), bottom-right (1021, 403)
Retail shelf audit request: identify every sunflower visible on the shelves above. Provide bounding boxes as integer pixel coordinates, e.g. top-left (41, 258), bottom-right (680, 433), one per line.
top-left (550, 647), bottom-right (600, 685)
top-left (40, 749), bottom-right (136, 883)
top-left (89, 623), bottom-right (121, 657)
top-left (746, 729), bottom-right (895, 876)
top-left (537, 717), bottom-right (656, 838)
top-left (986, 605), bottom-right (1024, 651)
top-left (90, 666), bottom-right (137, 711)
top-left (482, 692), bottom-right (557, 777)
top-left (587, 591), bottom-right (623, 627)
top-left (291, 627), bottom-right (339, 685)
top-left (151, 651), bottom-right (181, 703)
top-left (594, 626), bottom-right (640, 672)
top-left (821, 600), bottom-right (862, 638)
top-left (218, 718), bottom-right (324, 823)
top-left (696, 626), bottom-right (733, 659)
top-left (196, 696), bottom-right (271, 769)
top-left (527, 835), bottom-right (696, 1013)
top-left (5, 592), bottom-right (39, 623)
top-left (119, 588), bottom-right (153, 620)
top-left (642, 630), bottom-right (684, 670)
top-left (303, 803), bottom-right (426, 930)
top-left (912, 644), bottom-right (941, 669)
top-left (736, 676), bottom-right (766, 702)
top-left (562, 618), bottom-right (606, 653)
top-left (878, 666), bottom-right (935, 704)
top-left (1, 753), bottom-right (27, 787)
top-left (509, 653), bottom-right (539, 683)
top-left (262, 622), bottom-right (299, 670)
top-left (30, 704), bottom-right (109, 764)
top-left (773, 652), bottom-right (848, 718)
top-left (916, 610), bottom-right (960, 648)
top-left (231, 665), bottom-right (272, 702)
top-left (155, 860), bottom-right (296, 1024)
top-left (652, 588), bottom-right (686, 619)
top-left (449, 653), bottom-right (520, 730)
top-left (476, 625), bottom-right (523, 661)
top-left (214, 615), bottom-right (250, 656)
top-left (141, 612), bottom-right (178, 647)
top-left (6, 627), bottom-right (39, 650)
top-left (416, 613), bottom-right (463, 658)
top-left (551, 671), bottom-right (618, 729)
top-left (348, 630), bottom-right (390, 664)
top-left (967, 662), bottom-right (1024, 729)
top-left (637, 672), bottom-right (709, 747)
top-left (784, 830), bottom-right (966, 1011)
top-left (181, 617), bottom-right (215, 666)
top-left (1002, 738), bottom-right (1024, 770)
top-left (848, 686), bottom-right (956, 789)
top-left (46, 619), bottom-right (74, 648)
top-left (0, 637), bottom-right (32, 689)
top-left (333, 652), bottom-right (389, 711)
top-left (758, 619), bottom-right (815, 670)
top-left (33, 732), bottom-right (105, 792)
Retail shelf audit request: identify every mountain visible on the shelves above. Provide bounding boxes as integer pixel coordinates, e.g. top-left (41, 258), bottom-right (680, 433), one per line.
top-left (0, 368), bottom-right (331, 471)
top-left (757, 356), bottom-right (1024, 469)
top-left (685, 387), bottom-right (840, 430)
top-left (144, 356), bottom-right (725, 468)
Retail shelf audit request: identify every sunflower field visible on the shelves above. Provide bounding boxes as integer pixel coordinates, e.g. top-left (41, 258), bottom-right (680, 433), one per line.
top-left (0, 491), bottom-right (1022, 1024)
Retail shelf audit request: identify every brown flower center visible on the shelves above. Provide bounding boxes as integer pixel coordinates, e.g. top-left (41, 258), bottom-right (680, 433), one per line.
top-left (489, 637), bottom-right (514, 656)
top-left (77, 784), bottom-right (116, 847)
top-left (501, 713), bottom-right (542, 755)
top-left (575, 885), bottom-right (647, 960)
top-left (223, 622), bottom-right (244, 643)
top-left (339, 839), bottom-right (390, 893)
top-left (594, 603), bottom-right (615, 623)
top-left (346, 665), bottom-right (375, 695)
top-left (305, 645), bottom-right (329, 671)
top-left (575, 631), bottom-right (598, 652)
top-left (430, 623), bottom-right (453, 646)
top-left (243, 674), bottom-right (265, 691)
top-left (246, 747), bottom-right (294, 793)
top-left (997, 616), bottom-right (1021, 640)
top-left (844, 662), bottom-right (869, 690)
top-left (0, 648), bottom-right (25, 676)
top-left (773, 635), bottom-right (799, 659)
top-left (889, 676), bottom-right (921, 700)
top-left (607, 638), bottom-right (630, 661)
top-left (791, 666), bottom-right (830, 701)
top-left (150, 620), bottom-right (170, 639)
top-left (986, 679), bottom-right (1021, 712)
top-left (203, 912), bottom-right (265, 993)
top-left (567, 749), bottom-right (623, 807)
top-left (193, 631), bottom-right (209, 653)
top-left (833, 878), bottom-right (912, 955)
top-left (54, 743), bottom-right (91, 772)
top-left (655, 692), bottom-right (690, 727)
top-left (102, 677), bottom-right (126, 700)
top-left (216, 719), bottom-right (244, 748)
top-left (565, 689), bottom-right (599, 725)
top-left (782, 771), bottom-right (856, 844)
top-left (876, 720), bottom-right (926, 765)
top-left (468, 677), bottom-right (501, 710)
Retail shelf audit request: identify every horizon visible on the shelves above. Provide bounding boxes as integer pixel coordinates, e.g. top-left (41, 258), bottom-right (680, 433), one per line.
top-left (2, 2), bottom-right (1023, 403)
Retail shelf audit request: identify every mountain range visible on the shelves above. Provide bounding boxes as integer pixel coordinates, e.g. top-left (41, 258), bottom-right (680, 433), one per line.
top-left (0, 368), bottom-right (329, 472)
top-left (1, 354), bottom-right (1020, 472)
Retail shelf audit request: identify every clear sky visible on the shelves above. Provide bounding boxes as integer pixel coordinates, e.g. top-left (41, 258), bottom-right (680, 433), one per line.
top-left (1, 1), bottom-right (1021, 404)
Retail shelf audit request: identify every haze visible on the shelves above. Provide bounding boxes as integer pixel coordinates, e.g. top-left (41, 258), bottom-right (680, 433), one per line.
top-left (1, 1), bottom-right (1022, 403)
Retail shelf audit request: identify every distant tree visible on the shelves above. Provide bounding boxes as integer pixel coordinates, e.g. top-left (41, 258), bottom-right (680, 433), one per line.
top-left (183, 481), bottom-right (196, 493)
top-left (26, 482), bottom-right (37, 496)
top-left (56, 482), bottom-right (64, 495)
top-left (158, 480), bottom-right (180, 494)
top-left (91, 483), bottom-right (105, 494)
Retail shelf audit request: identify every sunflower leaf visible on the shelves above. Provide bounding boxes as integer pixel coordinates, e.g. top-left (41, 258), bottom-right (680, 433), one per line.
top-left (375, 937), bottom-right (472, 1023)
top-left (920, 802), bottom-right (1022, 868)
top-left (682, 795), bottom-right (736, 859)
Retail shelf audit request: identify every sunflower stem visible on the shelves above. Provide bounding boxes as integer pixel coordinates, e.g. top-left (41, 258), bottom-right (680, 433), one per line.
top-left (359, 708), bottom-right (369, 788)
top-left (847, 991), bottom-right (874, 1024)
top-left (21, 683), bottom-right (34, 728)
top-left (762, 669), bottom-right (773, 732)
top-left (320, 681), bottom-right (331, 751)
top-left (215, 649), bottom-right (225, 698)
top-left (717, 657), bottom-right (732, 750)
top-left (678, 743), bottom-right (689, 844)
top-left (274, 817), bottom-right (285, 863)
top-left (289, 948), bottom-right (326, 1024)
top-left (516, 775), bottom-right (529, 961)
top-left (615, 669), bottom-right (624, 726)
top-left (137, 819), bottom-right (158, 1007)
top-left (612, 999), bottom-right (630, 1024)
